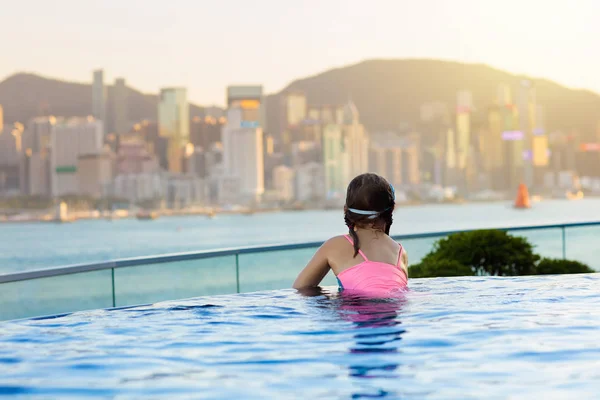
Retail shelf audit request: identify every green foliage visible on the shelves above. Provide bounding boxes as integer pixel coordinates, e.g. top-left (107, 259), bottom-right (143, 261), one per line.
top-left (409, 259), bottom-right (474, 278)
top-left (420, 230), bottom-right (539, 276)
top-left (411, 230), bottom-right (595, 278)
top-left (536, 258), bottom-right (595, 275)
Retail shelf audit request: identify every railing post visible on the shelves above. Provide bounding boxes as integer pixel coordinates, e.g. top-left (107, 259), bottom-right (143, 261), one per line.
top-left (235, 254), bottom-right (240, 293)
top-left (561, 226), bottom-right (566, 260)
top-left (111, 268), bottom-right (116, 308)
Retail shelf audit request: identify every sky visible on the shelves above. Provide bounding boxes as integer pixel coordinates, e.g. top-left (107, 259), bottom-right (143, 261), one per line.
top-left (1, 0), bottom-right (599, 106)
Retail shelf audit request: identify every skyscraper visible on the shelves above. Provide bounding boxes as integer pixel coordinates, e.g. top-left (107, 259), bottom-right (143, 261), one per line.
top-left (221, 106), bottom-right (265, 204)
top-left (323, 124), bottom-right (346, 198)
top-left (342, 101), bottom-right (369, 181)
top-left (92, 69), bottom-right (106, 135)
top-left (158, 88), bottom-right (189, 173)
top-left (517, 80), bottom-right (537, 187)
top-left (113, 78), bottom-right (129, 134)
top-left (50, 117), bottom-right (104, 197)
top-left (226, 86), bottom-right (264, 127)
top-left (222, 86), bottom-right (265, 204)
top-left (0, 124), bottom-right (22, 193)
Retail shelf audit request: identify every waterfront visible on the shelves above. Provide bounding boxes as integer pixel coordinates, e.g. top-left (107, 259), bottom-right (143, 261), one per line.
top-left (1, 199), bottom-right (600, 275)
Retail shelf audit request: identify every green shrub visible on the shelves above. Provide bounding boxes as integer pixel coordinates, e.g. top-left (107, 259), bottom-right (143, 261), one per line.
top-left (536, 258), bottom-right (595, 275)
top-left (410, 230), bottom-right (596, 278)
top-left (409, 259), bottom-right (474, 278)
top-left (419, 230), bottom-right (540, 276)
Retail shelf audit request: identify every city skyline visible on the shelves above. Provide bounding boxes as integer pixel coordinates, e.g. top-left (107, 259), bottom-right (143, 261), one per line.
top-left (1, 0), bottom-right (599, 106)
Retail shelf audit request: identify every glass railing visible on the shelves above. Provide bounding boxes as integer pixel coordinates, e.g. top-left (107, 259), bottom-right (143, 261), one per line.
top-left (1, 222), bottom-right (598, 321)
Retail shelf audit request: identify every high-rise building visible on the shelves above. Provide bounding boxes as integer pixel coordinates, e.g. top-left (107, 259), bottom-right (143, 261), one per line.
top-left (21, 149), bottom-right (51, 197)
top-left (455, 90), bottom-right (473, 170)
top-left (221, 105), bottom-right (264, 204)
top-left (92, 69), bottom-right (106, 135)
top-left (369, 132), bottom-right (420, 189)
top-left (0, 105), bottom-right (3, 128)
top-left (282, 92), bottom-right (307, 128)
top-left (116, 138), bottom-right (159, 175)
top-left (50, 117), bottom-right (104, 197)
top-left (295, 162), bottom-right (325, 203)
top-left (22, 117), bottom-right (58, 154)
top-left (77, 152), bottom-right (114, 198)
top-left (517, 80), bottom-right (537, 187)
top-left (342, 101), bottom-right (369, 180)
top-left (190, 116), bottom-right (223, 151)
top-left (113, 78), bottom-right (129, 134)
top-left (323, 124), bottom-right (346, 198)
top-left (226, 85), bottom-right (264, 127)
top-left (0, 124), bottom-right (22, 193)
top-left (419, 102), bottom-right (450, 185)
top-left (158, 88), bottom-right (189, 173)
top-left (272, 165), bottom-right (295, 203)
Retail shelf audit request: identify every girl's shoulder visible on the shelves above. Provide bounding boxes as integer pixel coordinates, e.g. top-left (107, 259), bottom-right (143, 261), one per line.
top-left (322, 235), bottom-right (352, 249)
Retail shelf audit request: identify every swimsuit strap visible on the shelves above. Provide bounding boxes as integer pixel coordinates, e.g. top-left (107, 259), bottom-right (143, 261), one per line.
top-left (343, 235), bottom-right (368, 261)
top-left (396, 243), bottom-right (404, 268)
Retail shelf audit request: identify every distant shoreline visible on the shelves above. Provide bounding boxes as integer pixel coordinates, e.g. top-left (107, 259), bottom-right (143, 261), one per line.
top-left (3, 196), bottom-right (593, 225)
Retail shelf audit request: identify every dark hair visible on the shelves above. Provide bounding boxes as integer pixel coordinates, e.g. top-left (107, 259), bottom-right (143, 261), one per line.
top-left (344, 173), bottom-right (395, 257)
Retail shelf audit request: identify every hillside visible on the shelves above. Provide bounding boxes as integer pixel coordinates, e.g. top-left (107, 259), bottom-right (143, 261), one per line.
top-left (269, 59), bottom-right (600, 141)
top-left (3, 60), bottom-right (600, 142)
top-left (0, 73), bottom-right (205, 128)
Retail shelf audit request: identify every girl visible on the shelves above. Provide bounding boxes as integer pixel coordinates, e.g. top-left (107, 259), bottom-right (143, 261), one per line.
top-left (293, 173), bottom-right (408, 295)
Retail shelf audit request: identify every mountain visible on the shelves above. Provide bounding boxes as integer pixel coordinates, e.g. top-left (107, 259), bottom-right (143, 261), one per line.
top-left (3, 60), bottom-right (600, 142)
top-left (0, 73), bottom-right (206, 127)
top-left (269, 59), bottom-right (600, 141)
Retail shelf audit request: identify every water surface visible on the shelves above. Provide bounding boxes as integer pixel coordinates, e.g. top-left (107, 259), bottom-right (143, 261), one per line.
top-left (1, 199), bottom-right (600, 273)
top-left (1, 274), bottom-right (599, 399)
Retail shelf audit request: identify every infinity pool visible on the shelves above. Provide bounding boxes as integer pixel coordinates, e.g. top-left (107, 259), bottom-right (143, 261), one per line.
top-left (1, 274), bottom-right (599, 399)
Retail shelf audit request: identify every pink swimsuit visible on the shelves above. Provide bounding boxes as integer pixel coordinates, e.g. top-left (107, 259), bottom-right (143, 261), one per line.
top-left (336, 235), bottom-right (408, 296)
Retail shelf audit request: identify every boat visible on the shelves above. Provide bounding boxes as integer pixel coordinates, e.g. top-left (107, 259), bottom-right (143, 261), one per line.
top-left (514, 183), bottom-right (531, 209)
top-left (136, 211), bottom-right (159, 220)
top-left (207, 210), bottom-right (216, 219)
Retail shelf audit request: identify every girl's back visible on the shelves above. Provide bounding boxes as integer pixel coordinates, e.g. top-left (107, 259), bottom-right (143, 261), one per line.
top-left (293, 173), bottom-right (408, 296)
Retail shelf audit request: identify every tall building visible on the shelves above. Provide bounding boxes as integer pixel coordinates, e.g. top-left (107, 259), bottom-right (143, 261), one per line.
top-left (0, 124), bottom-right (22, 193)
top-left (323, 124), bottom-right (346, 198)
top-left (21, 150), bottom-right (51, 196)
top-left (0, 105), bottom-right (3, 128)
top-left (272, 165), bottom-right (295, 203)
top-left (221, 104), bottom-right (264, 204)
top-left (342, 101), bottom-right (369, 181)
top-left (283, 92), bottom-right (307, 128)
top-left (419, 102), bottom-right (450, 185)
top-left (295, 162), bottom-right (325, 203)
top-left (116, 138), bottom-right (159, 175)
top-left (158, 88), bottom-right (189, 173)
top-left (50, 117), bottom-right (104, 197)
top-left (113, 78), bottom-right (129, 134)
top-left (190, 116), bottom-right (224, 151)
top-left (455, 90), bottom-right (473, 171)
top-left (22, 117), bottom-right (58, 154)
top-left (517, 80), bottom-right (537, 187)
top-left (369, 132), bottom-right (420, 189)
top-left (92, 69), bottom-right (106, 135)
top-left (226, 85), bottom-right (264, 127)
top-left (77, 152), bottom-right (114, 198)
top-left (20, 117), bottom-right (57, 197)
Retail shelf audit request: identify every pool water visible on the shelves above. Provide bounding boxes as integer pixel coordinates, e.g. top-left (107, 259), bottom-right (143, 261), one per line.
top-left (1, 274), bottom-right (599, 399)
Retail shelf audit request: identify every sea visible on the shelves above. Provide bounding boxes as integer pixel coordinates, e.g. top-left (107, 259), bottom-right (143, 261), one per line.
top-left (1, 199), bottom-right (599, 274)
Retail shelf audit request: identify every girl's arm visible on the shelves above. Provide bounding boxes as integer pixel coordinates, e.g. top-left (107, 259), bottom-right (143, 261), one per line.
top-left (293, 241), bottom-right (333, 289)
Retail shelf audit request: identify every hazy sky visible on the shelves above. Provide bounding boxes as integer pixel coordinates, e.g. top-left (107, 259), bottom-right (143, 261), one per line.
top-left (1, 0), bottom-right (598, 106)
